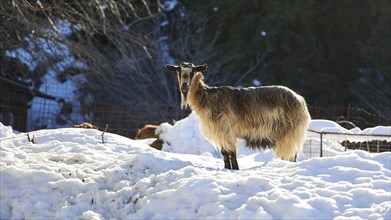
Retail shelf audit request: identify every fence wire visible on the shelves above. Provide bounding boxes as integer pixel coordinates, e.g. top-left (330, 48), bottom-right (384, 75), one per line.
top-left (1, 78), bottom-right (390, 157)
top-left (302, 130), bottom-right (391, 160)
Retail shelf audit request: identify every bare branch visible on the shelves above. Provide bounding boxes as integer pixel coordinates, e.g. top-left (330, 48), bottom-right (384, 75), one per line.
top-left (22, 0), bottom-right (56, 12)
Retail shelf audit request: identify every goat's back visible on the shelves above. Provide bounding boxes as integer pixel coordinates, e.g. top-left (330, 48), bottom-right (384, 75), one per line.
top-left (202, 85), bottom-right (310, 152)
top-left (207, 85), bottom-right (306, 119)
top-left (135, 124), bottom-right (159, 139)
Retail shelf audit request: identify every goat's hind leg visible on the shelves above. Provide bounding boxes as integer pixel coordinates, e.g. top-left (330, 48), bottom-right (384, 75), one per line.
top-left (221, 150), bottom-right (239, 170)
top-left (221, 150), bottom-right (231, 169)
top-left (230, 151), bottom-right (239, 170)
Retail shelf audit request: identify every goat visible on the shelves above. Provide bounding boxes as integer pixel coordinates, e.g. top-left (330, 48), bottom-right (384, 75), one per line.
top-left (136, 124), bottom-right (159, 139)
top-left (135, 124), bottom-right (163, 150)
top-left (74, 122), bottom-right (98, 129)
top-left (165, 62), bottom-right (311, 170)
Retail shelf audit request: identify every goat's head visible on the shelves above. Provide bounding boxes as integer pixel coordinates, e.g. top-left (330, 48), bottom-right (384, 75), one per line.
top-left (165, 62), bottom-right (207, 109)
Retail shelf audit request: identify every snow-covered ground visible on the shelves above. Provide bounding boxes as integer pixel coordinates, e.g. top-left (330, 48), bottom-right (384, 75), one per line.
top-left (1, 113), bottom-right (390, 219)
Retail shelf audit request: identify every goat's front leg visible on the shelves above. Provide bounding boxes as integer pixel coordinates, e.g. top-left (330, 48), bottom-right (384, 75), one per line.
top-left (221, 150), bottom-right (232, 169)
top-left (230, 151), bottom-right (239, 170)
top-left (221, 150), bottom-right (239, 170)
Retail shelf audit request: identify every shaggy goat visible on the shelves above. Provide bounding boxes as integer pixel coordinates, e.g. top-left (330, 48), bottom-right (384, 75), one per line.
top-left (165, 62), bottom-right (310, 170)
top-left (74, 122), bottom-right (98, 129)
top-left (136, 124), bottom-right (159, 139)
top-left (135, 124), bottom-right (163, 150)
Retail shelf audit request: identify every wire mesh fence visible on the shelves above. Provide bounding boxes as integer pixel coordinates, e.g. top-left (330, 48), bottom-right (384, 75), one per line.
top-left (302, 130), bottom-right (391, 160)
top-left (4, 100), bottom-right (389, 135)
top-left (308, 105), bottom-right (389, 128)
top-left (1, 75), bottom-right (390, 158)
top-left (86, 102), bottom-right (189, 139)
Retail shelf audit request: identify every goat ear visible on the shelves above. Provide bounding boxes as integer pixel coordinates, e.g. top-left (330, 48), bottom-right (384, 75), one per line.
top-left (165, 64), bottom-right (178, 72)
top-left (195, 63), bottom-right (208, 72)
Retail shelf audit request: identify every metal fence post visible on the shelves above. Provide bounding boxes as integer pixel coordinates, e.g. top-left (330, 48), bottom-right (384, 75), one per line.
top-left (320, 133), bottom-right (323, 157)
top-left (377, 140), bottom-right (380, 153)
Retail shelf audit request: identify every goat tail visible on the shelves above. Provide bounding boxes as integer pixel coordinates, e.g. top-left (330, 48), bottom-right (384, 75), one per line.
top-left (274, 117), bottom-right (309, 162)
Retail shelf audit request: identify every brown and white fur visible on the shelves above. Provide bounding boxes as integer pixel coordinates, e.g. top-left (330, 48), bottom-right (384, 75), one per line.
top-left (135, 124), bottom-right (163, 150)
top-left (165, 62), bottom-right (310, 170)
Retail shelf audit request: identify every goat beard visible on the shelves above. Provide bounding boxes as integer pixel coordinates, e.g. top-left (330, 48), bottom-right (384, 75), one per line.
top-left (180, 72), bottom-right (204, 110)
top-left (180, 91), bottom-right (189, 109)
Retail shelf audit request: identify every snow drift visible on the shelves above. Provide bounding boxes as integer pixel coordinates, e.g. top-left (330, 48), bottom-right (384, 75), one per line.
top-left (1, 116), bottom-right (390, 219)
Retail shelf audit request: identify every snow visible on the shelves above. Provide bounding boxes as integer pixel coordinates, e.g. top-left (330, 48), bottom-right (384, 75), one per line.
top-left (6, 19), bottom-right (88, 130)
top-left (0, 123), bottom-right (18, 139)
top-left (5, 48), bottom-right (38, 72)
top-left (162, 0), bottom-right (178, 11)
top-left (1, 114), bottom-right (390, 219)
top-left (309, 119), bottom-right (352, 134)
top-left (308, 119), bottom-right (391, 143)
top-left (252, 79), bottom-right (262, 86)
top-left (157, 113), bottom-right (220, 158)
top-left (360, 126), bottom-right (391, 136)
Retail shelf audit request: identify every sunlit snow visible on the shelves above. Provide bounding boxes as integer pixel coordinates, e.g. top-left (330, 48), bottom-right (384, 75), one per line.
top-left (1, 113), bottom-right (390, 219)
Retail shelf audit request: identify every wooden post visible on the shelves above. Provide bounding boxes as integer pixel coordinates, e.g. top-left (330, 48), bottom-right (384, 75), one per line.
top-left (366, 141), bottom-right (370, 152)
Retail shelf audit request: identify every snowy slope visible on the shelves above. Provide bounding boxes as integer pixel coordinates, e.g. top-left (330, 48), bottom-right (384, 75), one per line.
top-left (1, 119), bottom-right (390, 219)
